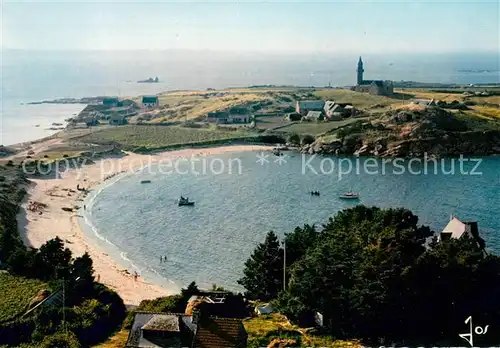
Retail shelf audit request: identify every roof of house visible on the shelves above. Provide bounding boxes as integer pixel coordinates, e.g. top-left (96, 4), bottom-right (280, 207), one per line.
top-left (127, 310), bottom-right (246, 348)
top-left (324, 100), bottom-right (338, 112)
top-left (441, 217), bottom-right (469, 239)
top-left (126, 312), bottom-right (190, 348)
top-left (207, 111), bottom-right (229, 118)
top-left (194, 317), bottom-right (247, 348)
top-left (103, 97), bottom-right (119, 104)
top-left (305, 111), bottom-right (323, 119)
top-left (228, 107), bottom-right (248, 115)
top-left (359, 80), bottom-right (385, 87)
top-left (297, 100), bottom-right (325, 110)
top-left (440, 216), bottom-right (486, 250)
top-left (142, 314), bottom-right (180, 332)
top-left (142, 96), bottom-right (159, 103)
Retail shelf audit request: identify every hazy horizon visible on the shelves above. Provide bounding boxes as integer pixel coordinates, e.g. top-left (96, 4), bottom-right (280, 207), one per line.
top-left (2, 1), bottom-right (498, 53)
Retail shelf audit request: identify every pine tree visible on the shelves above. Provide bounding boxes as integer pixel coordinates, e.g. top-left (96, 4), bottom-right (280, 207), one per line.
top-left (237, 231), bottom-right (283, 300)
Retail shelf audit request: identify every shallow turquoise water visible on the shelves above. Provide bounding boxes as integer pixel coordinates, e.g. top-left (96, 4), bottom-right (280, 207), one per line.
top-left (83, 152), bottom-right (500, 292)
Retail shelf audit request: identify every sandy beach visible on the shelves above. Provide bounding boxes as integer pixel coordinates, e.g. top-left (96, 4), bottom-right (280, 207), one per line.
top-left (17, 144), bottom-right (273, 305)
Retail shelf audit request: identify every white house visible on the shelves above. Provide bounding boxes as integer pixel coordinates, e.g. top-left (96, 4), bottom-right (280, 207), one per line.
top-left (296, 100), bottom-right (325, 116)
top-left (438, 215), bottom-right (486, 253)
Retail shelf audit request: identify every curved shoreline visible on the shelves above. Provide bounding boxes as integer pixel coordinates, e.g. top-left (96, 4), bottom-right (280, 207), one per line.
top-left (17, 145), bottom-right (273, 305)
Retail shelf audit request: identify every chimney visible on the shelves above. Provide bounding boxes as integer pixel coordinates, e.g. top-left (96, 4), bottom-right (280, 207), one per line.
top-left (465, 221), bottom-right (485, 250)
top-left (192, 309), bottom-right (201, 325)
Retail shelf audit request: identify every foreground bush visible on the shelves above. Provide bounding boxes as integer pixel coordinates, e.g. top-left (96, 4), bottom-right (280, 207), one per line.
top-left (240, 206), bottom-right (500, 345)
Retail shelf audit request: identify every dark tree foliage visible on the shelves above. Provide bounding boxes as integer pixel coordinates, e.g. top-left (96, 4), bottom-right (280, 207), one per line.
top-left (271, 206), bottom-right (500, 345)
top-left (238, 231), bottom-right (284, 301)
top-left (181, 281), bottom-right (200, 300)
top-left (0, 167), bottom-right (126, 347)
top-left (33, 237), bottom-right (72, 280)
top-left (284, 224), bottom-right (319, 268)
top-left (124, 281), bottom-right (201, 329)
top-left (38, 331), bottom-right (81, 348)
top-left (31, 283), bottom-right (126, 347)
top-left (287, 133), bottom-right (301, 145)
top-left (70, 252), bottom-right (95, 294)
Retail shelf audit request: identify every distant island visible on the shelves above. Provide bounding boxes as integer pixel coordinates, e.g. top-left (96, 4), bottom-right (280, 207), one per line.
top-left (137, 76), bottom-right (160, 83)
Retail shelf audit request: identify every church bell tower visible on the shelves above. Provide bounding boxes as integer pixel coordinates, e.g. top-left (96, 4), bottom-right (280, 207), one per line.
top-left (357, 56), bottom-right (364, 85)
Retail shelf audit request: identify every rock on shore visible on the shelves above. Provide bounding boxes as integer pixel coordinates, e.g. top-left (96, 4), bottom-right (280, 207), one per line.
top-left (300, 107), bottom-right (500, 157)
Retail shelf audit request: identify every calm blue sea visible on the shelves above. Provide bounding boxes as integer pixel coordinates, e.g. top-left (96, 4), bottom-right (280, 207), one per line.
top-left (83, 152), bottom-right (500, 292)
top-left (1, 50), bottom-right (499, 145)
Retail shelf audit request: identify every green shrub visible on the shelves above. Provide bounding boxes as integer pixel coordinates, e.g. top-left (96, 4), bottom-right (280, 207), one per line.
top-left (39, 331), bottom-right (81, 348)
top-left (301, 134), bottom-right (315, 145)
top-left (287, 133), bottom-right (301, 145)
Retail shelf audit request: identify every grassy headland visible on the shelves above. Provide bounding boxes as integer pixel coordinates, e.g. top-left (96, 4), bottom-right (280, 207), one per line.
top-left (3, 86), bottom-right (500, 160)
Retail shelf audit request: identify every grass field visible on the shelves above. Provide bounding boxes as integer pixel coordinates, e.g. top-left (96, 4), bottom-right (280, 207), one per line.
top-left (244, 314), bottom-right (360, 348)
top-left (314, 89), bottom-right (404, 109)
top-left (93, 330), bottom-right (129, 348)
top-left (0, 273), bottom-right (48, 322)
top-left (399, 88), bottom-right (500, 105)
top-left (470, 105), bottom-right (500, 119)
top-left (276, 118), bottom-right (368, 135)
top-left (255, 115), bottom-right (286, 130)
top-left (149, 90), bottom-right (278, 123)
top-left (78, 125), bottom-right (256, 150)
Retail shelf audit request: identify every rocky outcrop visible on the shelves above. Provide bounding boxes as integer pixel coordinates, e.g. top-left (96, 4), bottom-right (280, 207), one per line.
top-left (267, 338), bottom-right (298, 347)
top-left (301, 107), bottom-right (500, 157)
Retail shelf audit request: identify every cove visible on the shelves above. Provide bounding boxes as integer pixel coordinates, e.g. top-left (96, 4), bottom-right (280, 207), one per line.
top-left (83, 152), bottom-right (500, 292)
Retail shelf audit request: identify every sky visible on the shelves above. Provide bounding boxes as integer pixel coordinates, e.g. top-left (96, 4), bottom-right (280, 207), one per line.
top-left (1, 1), bottom-right (499, 53)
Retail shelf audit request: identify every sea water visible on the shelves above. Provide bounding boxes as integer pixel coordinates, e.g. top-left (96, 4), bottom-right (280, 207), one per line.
top-left (83, 152), bottom-right (500, 292)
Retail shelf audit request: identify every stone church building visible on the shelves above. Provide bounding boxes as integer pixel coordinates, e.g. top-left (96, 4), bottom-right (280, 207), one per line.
top-left (353, 57), bottom-right (394, 96)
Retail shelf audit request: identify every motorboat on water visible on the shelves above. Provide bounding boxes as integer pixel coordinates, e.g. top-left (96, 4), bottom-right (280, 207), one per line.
top-left (178, 197), bottom-right (195, 206)
top-left (339, 192), bottom-right (360, 199)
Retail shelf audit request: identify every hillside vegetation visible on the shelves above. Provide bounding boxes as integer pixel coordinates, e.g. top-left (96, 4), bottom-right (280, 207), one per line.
top-left (244, 314), bottom-right (360, 348)
top-left (0, 165), bottom-right (127, 348)
top-left (238, 206), bottom-right (500, 346)
top-left (0, 273), bottom-right (48, 322)
top-left (303, 106), bottom-right (500, 157)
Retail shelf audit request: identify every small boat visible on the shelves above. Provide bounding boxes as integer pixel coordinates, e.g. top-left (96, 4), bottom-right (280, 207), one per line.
top-left (339, 192), bottom-right (359, 199)
top-left (273, 150), bottom-right (283, 156)
top-left (178, 197), bottom-right (195, 206)
top-left (179, 201), bottom-right (195, 206)
top-left (140, 180), bottom-right (151, 184)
